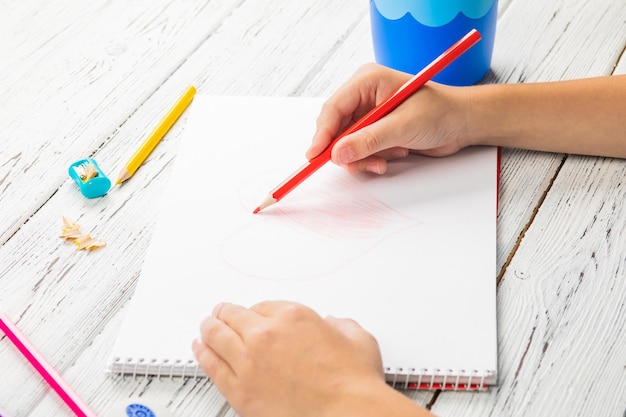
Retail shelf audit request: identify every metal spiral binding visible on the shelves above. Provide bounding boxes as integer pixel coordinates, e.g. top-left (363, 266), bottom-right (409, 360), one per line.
top-left (132, 359), bottom-right (142, 379)
top-left (113, 358), bottom-right (493, 389)
top-left (169, 360), bottom-right (179, 379)
top-left (112, 356), bottom-right (205, 379)
top-left (428, 370), bottom-right (437, 390)
top-left (385, 366), bottom-right (493, 391)
top-left (442, 369), bottom-right (450, 391)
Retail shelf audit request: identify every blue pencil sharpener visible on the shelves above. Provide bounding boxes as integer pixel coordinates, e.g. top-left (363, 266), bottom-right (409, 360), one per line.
top-left (68, 158), bottom-right (111, 198)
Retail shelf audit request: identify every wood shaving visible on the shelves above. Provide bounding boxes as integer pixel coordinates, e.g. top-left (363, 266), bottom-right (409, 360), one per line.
top-left (60, 217), bottom-right (106, 251)
top-left (77, 163), bottom-right (98, 182)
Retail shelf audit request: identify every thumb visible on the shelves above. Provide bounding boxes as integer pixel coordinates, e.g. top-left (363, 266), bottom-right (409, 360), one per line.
top-left (330, 113), bottom-right (409, 166)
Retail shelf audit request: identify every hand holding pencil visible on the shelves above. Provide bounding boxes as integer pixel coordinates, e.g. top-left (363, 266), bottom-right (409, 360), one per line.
top-left (254, 29), bottom-right (481, 213)
top-left (307, 67), bottom-right (467, 173)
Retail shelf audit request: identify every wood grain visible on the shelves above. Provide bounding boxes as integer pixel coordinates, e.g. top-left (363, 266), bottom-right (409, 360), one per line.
top-left (434, 155), bottom-right (626, 416)
top-left (1, 1), bottom-right (432, 415)
top-left (1, 0), bottom-right (624, 416)
top-left (0, 0), bottom-right (240, 244)
top-left (432, 0), bottom-right (626, 415)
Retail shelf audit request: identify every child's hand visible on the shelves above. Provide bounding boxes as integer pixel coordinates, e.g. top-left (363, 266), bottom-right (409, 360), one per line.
top-left (307, 63), bottom-right (469, 174)
top-left (192, 301), bottom-right (388, 417)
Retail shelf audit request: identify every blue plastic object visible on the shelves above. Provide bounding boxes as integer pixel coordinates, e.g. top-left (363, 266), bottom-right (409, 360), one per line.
top-left (125, 403), bottom-right (157, 417)
top-left (68, 158), bottom-right (111, 198)
top-left (104, 400), bottom-right (175, 417)
top-left (370, 0), bottom-right (498, 86)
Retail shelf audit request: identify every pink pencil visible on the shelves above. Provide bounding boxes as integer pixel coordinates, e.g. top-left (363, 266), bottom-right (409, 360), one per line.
top-left (0, 314), bottom-right (98, 417)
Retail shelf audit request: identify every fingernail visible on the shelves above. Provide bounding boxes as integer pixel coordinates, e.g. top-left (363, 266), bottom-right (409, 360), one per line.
top-left (199, 316), bottom-right (211, 331)
top-left (338, 146), bottom-right (355, 164)
top-left (343, 163), bottom-right (357, 174)
top-left (310, 131), bottom-right (321, 146)
top-left (191, 338), bottom-right (201, 352)
top-left (212, 303), bottom-right (225, 318)
top-left (367, 161), bottom-right (382, 174)
top-left (392, 148), bottom-right (408, 158)
top-left (305, 143), bottom-right (315, 156)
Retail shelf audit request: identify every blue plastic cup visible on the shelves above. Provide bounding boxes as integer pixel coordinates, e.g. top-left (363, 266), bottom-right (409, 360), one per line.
top-left (370, 0), bottom-right (498, 86)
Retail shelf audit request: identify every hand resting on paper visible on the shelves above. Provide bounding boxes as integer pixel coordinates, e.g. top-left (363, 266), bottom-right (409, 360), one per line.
top-left (192, 301), bottom-right (435, 417)
top-left (308, 63), bottom-right (626, 174)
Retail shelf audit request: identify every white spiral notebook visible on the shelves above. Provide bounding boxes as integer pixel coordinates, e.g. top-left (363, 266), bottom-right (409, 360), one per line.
top-left (108, 95), bottom-right (499, 390)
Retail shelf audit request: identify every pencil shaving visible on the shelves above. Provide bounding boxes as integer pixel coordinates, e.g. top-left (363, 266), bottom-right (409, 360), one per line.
top-left (60, 217), bottom-right (106, 251)
top-left (61, 230), bottom-right (83, 239)
top-left (82, 239), bottom-right (106, 250)
top-left (60, 216), bottom-right (81, 238)
top-left (78, 163), bottom-right (98, 182)
top-left (73, 234), bottom-right (106, 250)
top-left (62, 216), bottom-right (77, 228)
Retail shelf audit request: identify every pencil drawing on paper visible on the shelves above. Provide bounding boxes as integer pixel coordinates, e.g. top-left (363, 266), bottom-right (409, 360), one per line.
top-left (220, 169), bottom-right (421, 281)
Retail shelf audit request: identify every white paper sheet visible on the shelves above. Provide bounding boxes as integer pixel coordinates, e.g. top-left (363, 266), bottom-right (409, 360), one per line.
top-left (109, 96), bottom-right (498, 388)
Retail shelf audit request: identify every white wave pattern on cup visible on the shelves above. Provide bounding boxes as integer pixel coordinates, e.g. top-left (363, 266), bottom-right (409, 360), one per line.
top-left (372, 0), bottom-right (495, 26)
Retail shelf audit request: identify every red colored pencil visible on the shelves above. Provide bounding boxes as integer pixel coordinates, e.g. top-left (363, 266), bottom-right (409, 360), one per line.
top-left (253, 28), bottom-right (482, 214)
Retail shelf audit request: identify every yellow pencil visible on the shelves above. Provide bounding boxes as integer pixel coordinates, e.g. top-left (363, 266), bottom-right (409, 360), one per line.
top-left (115, 85), bottom-right (196, 185)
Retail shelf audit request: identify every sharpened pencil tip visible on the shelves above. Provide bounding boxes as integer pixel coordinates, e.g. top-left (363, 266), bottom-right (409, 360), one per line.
top-left (253, 195), bottom-right (278, 214)
top-left (115, 168), bottom-right (131, 185)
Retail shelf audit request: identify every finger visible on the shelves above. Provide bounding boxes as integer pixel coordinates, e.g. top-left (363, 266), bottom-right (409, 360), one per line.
top-left (325, 315), bottom-right (381, 348)
top-left (307, 66), bottom-right (385, 160)
top-left (324, 316), bottom-right (384, 375)
top-left (374, 147), bottom-right (410, 161)
top-left (306, 95), bottom-right (363, 160)
top-left (309, 63), bottom-right (415, 161)
top-left (342, 146), bottom-right (408, 174)
top-left (306, 131), bottom-right (332, 161)
top-left (249, 300), bottom-right (305, 317)
top-left (199, 316), bottom-right (245, 366)
top-left (331, 111), bottom-right (410, 167)
top-left (344, 155), bottom-right (389, 175)
top-left (191, 338), bottom-right (236, 389)
top-left (214, 302), bottom-right (263, 336)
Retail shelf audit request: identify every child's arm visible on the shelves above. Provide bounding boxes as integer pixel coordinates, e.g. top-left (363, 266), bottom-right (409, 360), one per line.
top-left (308, 64), bottom-right (626, 175)
top-left (466, 75), bottom-right (626, 157)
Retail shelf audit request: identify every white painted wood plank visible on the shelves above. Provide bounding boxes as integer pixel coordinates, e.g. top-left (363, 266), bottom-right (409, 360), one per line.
top-left (432, 0), bottom-right (626, 414)
top-left (486, 0), bottom-right (626, 84)
top-left (27, 304), bottom-right (228, 417)
top-left (0, 0), bottom-right (241, 244)
top-left (497, 0), bottom-right (514, 17)
top-left (615, 48), bottom-right (626, 75)
top-left (487, 0), bottom-right (626, 272)
top-left (2, 1), bottom-right (624, 417)
top-left (434, 156), bottom-right (626, 416)
top-left (0, 1), bottom-right (110, 78)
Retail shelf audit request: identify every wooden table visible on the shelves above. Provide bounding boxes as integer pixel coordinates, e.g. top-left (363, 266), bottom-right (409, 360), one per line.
top-left (1, 1), bottom-right (625, 416)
